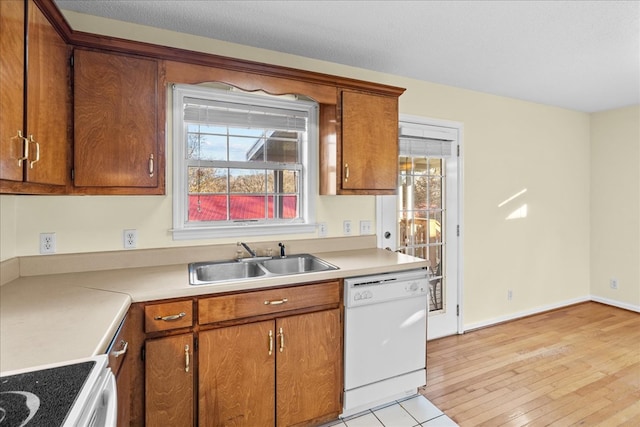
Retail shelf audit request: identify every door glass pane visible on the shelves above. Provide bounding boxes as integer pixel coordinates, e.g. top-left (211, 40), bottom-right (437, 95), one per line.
top-left (398, 156), bottom-right (445, 312)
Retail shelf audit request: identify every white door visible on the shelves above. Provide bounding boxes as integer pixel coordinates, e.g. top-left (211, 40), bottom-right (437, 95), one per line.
top-left (377, 116), bottom-right (463, 340)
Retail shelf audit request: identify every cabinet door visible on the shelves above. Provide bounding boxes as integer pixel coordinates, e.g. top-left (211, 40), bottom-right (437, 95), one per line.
top-left (24, 0), bottom-right (70, 185)
top-left (115, 357), bottom-right (132, 426)
top-left (341, 90), bottom-right (398, 192)
top-left (108, 314), bottom-right (134, 425)
top-left (0, 0), bottom-right (25, 182)
top-left (276, 309), bottom-right (342, 426)
top-left (73, 49), bottom-right (159, 189)
top-left (146, 333), bottom-right (194, 427)
top-left (199, 321), bottom-right (275, 427)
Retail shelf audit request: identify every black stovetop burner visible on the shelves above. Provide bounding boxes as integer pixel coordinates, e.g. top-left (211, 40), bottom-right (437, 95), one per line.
top-left (0, 361), bottom-right (95, 427)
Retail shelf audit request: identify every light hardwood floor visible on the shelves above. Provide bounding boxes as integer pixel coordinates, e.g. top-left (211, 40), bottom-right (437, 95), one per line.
top-left (420, 302), bottom-right (640, 426)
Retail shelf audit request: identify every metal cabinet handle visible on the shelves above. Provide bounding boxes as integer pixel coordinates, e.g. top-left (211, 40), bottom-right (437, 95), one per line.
top-left (149, 154), bottom-right (154, 177)
top-left (16, 130), bottom-right (28, 167)
top-left (264, 298), bottom-right (288, 305)
top-left (344, 163), bottom-right (349, 182)
top-left (153, 312), bottom-right (186, 321)
top-left (278, 327), bottom-right (284, 352)
top-left (112, 340), bottom-right (128, 358)
top-left (184, 344), bottom-right (190, 372)
top-left (268, 330), bottom-right (273, 356)
top-left (28, 135), bottom-right (40, 169)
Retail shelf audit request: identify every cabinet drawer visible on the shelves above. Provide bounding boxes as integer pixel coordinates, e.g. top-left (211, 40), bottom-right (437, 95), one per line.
top-left (145, 300), bottom-right (193, 333)
top-left (199, 281), bottom-right (340, 325)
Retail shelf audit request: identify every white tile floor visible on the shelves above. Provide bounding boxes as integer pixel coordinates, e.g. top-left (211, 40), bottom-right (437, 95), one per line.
top-left (323, 395), bottom-right (458, 427)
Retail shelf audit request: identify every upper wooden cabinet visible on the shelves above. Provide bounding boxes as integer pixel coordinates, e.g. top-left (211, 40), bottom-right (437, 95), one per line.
top-left (2, 0), bottom-right (404, 196)
top-left (334, 89), bottom-right (399, 195)
top-left (72, 48), bottom-right (164, 194)
top-left (0, 0), bottom-right (71, 193)
top-left (318, 89), bottom-right (402, 196)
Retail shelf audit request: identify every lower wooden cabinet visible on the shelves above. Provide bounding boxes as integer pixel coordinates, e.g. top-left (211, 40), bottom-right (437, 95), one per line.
top-left (199, 320), bottom-right (275, 426)
top-left (145, 333), bottom-right (195, 427)
top-left (198, 309), bottom-right (341, 426)
top-left (107, 312), bottom-right (136, 426)
top-left (139, 280), bottom-right (342, 426)
top-left (115, 357), bottom-right (132, 426)
top-left (275, 309), bottom-right (342, 426)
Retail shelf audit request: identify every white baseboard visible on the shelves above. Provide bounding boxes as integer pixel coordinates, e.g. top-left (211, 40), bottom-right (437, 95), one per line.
top-left (464, 295), bottom-right (592, 332)
top-left (590, 295), bottom-right (640, 313)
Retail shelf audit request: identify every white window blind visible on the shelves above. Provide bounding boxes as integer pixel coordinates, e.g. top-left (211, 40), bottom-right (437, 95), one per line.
top-left (172, 83), bottom-right (318, 240)
top-left (399, 125), bottom-right (456, 158)
top-left (183, 97), bottom-right (308, 131)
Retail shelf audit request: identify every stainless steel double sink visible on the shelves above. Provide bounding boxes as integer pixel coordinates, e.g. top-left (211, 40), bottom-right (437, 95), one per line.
top-left (188, 254), bottom-right (339, 285)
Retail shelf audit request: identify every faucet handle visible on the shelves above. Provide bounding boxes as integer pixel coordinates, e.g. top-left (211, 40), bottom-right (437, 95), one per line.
top-left (278, 242), bottom-right (286, 257)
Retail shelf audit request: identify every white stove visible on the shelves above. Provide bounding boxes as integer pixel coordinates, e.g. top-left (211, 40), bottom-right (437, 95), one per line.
top-left (0, 355), bottom-right (116, 427)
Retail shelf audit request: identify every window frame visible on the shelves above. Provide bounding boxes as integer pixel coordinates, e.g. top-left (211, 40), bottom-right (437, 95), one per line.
top-left (171, 84), bottom-right (318, 240)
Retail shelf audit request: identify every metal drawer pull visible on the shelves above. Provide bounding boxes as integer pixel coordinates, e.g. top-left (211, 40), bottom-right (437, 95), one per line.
top-left (344, 163), bottom-right (349, 182)
top-left (264, 298), bottom-right (288, 305)
top-left (112, 340), bottom-right (128, 358)
top-left (154, 312), bottom-right (186, 321)
top-left (184, 344), bottom-right (190, 372)
top-left (17, 130), bottom-right (28, 167)
top-left (148, 154), bottom-right (154, 177)
top-left (268, 330), bottom-right (273, 356)
top-left (29, 135), bottom-right (40, 168)
top-left (278, 327), bottom-right (284, 352)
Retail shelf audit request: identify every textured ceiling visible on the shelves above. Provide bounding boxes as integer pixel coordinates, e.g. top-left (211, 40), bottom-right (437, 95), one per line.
top-left (55, 0), bottom-right (639, 113)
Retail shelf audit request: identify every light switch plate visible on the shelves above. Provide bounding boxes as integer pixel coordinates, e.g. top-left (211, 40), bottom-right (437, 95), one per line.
top-left (360, 220), bottom-right (372, 235)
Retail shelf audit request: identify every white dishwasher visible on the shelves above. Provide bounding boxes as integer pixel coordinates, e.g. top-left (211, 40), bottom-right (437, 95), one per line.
top-left (342, 269), bottom-right (428, 417)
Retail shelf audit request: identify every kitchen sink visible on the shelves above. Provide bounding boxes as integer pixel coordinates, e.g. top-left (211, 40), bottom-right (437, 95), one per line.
top-left (188, 254), bottom-right (338, 285)
top-left (260, 254), bottom-right (337, 275)
top-left (189, 260), bottom-right (267, 285)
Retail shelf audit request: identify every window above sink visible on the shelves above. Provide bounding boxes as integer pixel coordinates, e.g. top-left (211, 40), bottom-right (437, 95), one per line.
top-left (172, 84), bottom-right (319, 240)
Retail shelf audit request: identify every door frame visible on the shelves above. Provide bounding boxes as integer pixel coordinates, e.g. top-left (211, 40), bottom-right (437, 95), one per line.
top-left (377, 114), bottom-right (464, 338)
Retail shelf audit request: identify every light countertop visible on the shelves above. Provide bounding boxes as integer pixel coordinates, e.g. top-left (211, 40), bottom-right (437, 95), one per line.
top-left (1, 246), bottom-right (426, 372)
top-left (0, 280), bottom-right (130, 372)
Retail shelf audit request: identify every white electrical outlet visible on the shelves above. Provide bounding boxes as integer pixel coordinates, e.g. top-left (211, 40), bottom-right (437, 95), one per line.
top-left (123, 229), bottom-right (137, 249)
top-left (507, 289), bottom-right (513, 301)
top-left (39, 233), bottom-right (56, 254)
top-left (360, 220), bottom-right (372, 235)
top-left (318, 222), bottom-right (328, 237)
top-left (610, 278), bottom-right (618, 290)
top-left (343, 220), bottom-right (352, 236)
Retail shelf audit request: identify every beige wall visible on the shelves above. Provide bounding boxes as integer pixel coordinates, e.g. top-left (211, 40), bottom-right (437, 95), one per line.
top-left (590, 105), bottom-right (640, 309)
top-left (0, 196), bottom-right (17, 262)
top-left (2, 11), bottom-right (630, 327)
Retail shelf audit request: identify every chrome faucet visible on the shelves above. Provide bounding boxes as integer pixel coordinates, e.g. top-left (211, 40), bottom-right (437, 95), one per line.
top-left (237, 242), bottom-right (257, 258)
